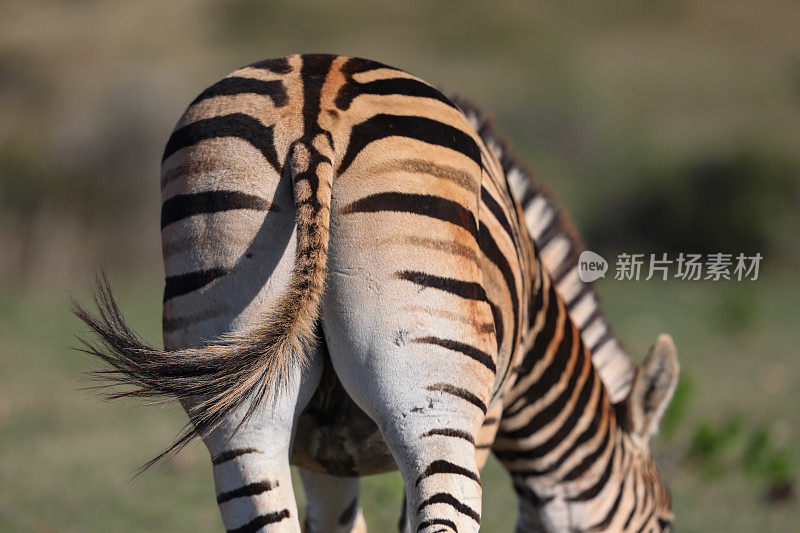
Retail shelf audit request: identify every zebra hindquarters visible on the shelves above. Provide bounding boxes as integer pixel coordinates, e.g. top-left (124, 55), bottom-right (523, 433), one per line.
top-left (161, 137), bottom-right (323, 531)
top-left (322, 152), bottom-right (495, 533)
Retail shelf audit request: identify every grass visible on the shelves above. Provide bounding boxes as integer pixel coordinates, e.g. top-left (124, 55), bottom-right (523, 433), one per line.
top-left (1, 272), bottom-right (797, 531)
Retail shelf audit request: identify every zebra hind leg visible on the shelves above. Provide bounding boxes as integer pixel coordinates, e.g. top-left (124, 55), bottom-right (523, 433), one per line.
top-left (385, 409), bottom-right (483, 533)
top-left (322, 303), bottom-right (488, 533)
top-left (326, 314), bottom-right (491, 533)
top-left (299, 469), bottom-right (366, 533)
top-left (200, 357), bottom-right (323, 533)
top-left (322, 302), bottom-right (489, 532)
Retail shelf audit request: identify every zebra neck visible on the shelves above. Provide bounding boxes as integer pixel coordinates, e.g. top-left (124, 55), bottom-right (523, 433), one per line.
top-left (508, 165), bottom-right (634, 404)
top-left (454, 95), bottom-right (635, 402)
top-left (515, 260), bottom-right (626, 501)
top-left (521, 401), bottom-right (627, 522)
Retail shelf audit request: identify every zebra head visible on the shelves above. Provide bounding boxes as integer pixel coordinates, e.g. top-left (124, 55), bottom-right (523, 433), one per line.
top-left (532, 334), bottom-right (679, 532)
top-left (614, 333), bottom-right (679, 531)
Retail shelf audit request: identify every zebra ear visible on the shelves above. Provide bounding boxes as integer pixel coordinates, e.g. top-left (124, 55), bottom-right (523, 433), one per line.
top-left (624, 334), bottom-right (679, 445)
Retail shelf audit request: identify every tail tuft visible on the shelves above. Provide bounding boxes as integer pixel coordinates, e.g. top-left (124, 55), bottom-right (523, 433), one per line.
top-left (73, 139), bottom-right (335, 470)
top-left (73, 269), bottom-right (319, 470)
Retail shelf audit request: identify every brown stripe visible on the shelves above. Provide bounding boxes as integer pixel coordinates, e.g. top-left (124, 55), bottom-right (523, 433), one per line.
top-left (163, 305), bottom-right (230, 333)
top-left (402, 305), bottom-right (494, 335)
top-left (375, 235), bottom-right (478, 264)
top-left (366, 158), bottom-right (477, 191)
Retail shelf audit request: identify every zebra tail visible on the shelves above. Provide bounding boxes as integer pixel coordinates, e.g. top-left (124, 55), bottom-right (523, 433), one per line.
top-left (72, 140), bottom-right (335, 469)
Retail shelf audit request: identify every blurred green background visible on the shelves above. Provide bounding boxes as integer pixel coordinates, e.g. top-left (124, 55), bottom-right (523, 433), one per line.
top-left (1, 0), bottom-right (798, 531)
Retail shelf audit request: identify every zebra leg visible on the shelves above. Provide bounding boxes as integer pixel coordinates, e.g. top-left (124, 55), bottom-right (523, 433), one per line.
top-left (394, 401), bottom-right (503, 533)
top-left (510, 479), bottom-right (548, 533)
top-left (398, 495), bottom-right (409, 533)
top-left (385, 413), bottom-right (483, 533)
top-left (322, 268), bottom-right (493, 533)
top-left (299, 469), bottom-right (366, 533)
top-left (188, 352), bottom-right (323, 533)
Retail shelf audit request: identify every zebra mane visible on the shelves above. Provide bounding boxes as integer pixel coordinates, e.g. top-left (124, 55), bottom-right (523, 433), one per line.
top-left (451, 95), bottom-right (635, 402)
top-left (451, 96), bottom-right (585, 263)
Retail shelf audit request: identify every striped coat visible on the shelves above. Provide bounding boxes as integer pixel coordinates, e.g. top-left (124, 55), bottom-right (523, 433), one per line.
top-left (76, 54), bottom-right (678, 532)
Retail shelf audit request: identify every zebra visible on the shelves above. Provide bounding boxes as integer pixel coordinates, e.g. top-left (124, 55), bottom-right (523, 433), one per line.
top-left (74, 54), bottom-right (678, 532)
top-left (454, 98), bottom-right (637, 406)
